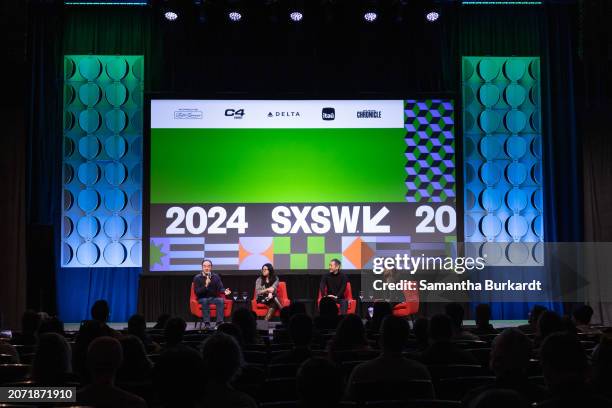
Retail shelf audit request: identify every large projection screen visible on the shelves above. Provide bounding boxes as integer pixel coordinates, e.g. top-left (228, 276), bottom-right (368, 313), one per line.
top-left (145, 99), bottom-right (456, 272)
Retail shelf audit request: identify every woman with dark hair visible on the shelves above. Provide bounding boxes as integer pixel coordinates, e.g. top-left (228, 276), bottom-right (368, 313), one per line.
top-left (255, 263), bottom-right (283, 321)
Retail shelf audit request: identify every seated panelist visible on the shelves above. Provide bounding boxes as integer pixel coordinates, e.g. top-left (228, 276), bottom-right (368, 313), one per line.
top-left (255, 263), bottom-right (283, 321)
top-left (319, 258), bottom-right (349, 314)
top-left (193, 259), bottom-right (231, 327)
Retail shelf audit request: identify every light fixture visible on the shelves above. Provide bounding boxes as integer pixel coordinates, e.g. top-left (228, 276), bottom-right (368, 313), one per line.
top-left (228, 11), bottom-right (242, 22)
top-left (289, 11), bottom-right (303, 22)
top-left (363, 11), bottom-right (377, 22)
top-left (426, 10), bottom-right (440, 22)
top-left (164, 10), bottom-right (178, 21)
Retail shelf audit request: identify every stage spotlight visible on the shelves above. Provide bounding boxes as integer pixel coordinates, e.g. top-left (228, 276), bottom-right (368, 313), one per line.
top-left (289, 11), bottom-right (303, 22)
top-left (228, 11), bottom-right (242, 22)
top-left (426, 11), bottom-right (440, 22)
top-left (164, 10), bottom-right (178, 21)
top-left (363, 11), bottom-right (377, 22)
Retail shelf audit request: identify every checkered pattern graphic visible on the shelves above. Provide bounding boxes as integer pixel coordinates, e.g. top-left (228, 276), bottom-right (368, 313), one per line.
top-left (405, 100), bottom-right (455, 203)
top-left (272, 236), bottom-right (341, 270)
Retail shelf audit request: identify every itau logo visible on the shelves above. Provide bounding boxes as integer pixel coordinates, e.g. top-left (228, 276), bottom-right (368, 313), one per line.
top-left (322, 107), bottom-right (335, 121)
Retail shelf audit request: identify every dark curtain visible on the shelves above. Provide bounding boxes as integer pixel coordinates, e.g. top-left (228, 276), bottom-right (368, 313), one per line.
top-left (0, 1), bottom-right (28, 329)
top-left (453, 5), bottom-right (580, 319)
top-left (579, 1), bottom-right (612, 325)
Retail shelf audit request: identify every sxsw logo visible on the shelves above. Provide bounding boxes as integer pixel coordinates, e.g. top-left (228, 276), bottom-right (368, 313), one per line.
top-left (322, 107), bottom-right (335, 121)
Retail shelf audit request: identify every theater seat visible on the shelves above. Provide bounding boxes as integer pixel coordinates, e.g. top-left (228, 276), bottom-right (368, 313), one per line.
top-left (268, 363), bottom-right (299, 378)
top-left (464, 348), bottom-right (491, 368)
top-left (0, 364), bottom-right (31, 384)
top-left (259, 377), bottom-right (298, 402)
top-left (392, 288), bottom-right (419, 317)
top-left (364, 400), bottom-right (461, 408)
top-left (189, 282), bottom-right (233, 322)
top-left (427, 365), bottom-right (489, 381)
top-left (436, 376), bottom-right (496, 401)
top-left (317, 281), bottom-right (357, 314)
top-left (260, 402), bottom-right (357, 408)
top-left (251, 281), bottom-right (291, 318)
top-left (351, 379), bottom-right (435, 401)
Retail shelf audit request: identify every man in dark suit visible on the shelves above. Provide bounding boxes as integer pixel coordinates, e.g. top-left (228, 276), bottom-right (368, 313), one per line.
top-left (193, 259), bottom-right (231, 328)
top-left (319, 258), bottom-right (349, 314)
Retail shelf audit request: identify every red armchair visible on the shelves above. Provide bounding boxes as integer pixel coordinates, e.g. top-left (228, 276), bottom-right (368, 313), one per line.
top-left (317, 281), bottom-right (357, 314)
top-left (251, 281), bottom-right (291, 318)
top-left (392, 285), bottom-right (420, 317)
top-left (189, 282), bottom-right (233, 321)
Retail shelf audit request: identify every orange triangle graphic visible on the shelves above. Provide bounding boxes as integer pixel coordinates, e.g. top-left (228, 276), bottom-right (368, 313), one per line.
top-left (262, 243), bottom-right (274, 262)
top-left (239, 243), bottom-right (251, 262)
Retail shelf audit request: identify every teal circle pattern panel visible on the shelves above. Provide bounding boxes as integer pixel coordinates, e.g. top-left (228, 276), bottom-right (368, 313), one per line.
top-left (463, 56), bottom-right (543, 265)
top-left (62, 55), bottom-right (144, 268)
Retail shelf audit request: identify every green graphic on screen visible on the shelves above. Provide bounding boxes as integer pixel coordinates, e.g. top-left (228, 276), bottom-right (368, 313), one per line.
top-left (150, 128), bottom-right (407, 204)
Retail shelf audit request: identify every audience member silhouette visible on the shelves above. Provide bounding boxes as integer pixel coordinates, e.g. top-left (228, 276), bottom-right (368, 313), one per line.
top-left (572, 304), bottom-right (602, 334)
top-left (346, 315), bottom-right (430, 400)
top-left (270, 313), bottom-right (313, 364)
top-left (77, 336), bottom-right (146, 408)
top-left (163, 317), bottom-right (190, 352)
top-left (200, 332), bottom-right (257, 408)
top-left (413, 317), bottom-right (430, 352)
top-left (328, 314), bottom-right (371, 362)
top-left (538, 332), bottom-right (611, 408)
top-left (463, 328), bottom-right (549, 405)
top-left (73, 319), bottom-right (115, 382)
top-left (592, 335), bottom-right (612, 400)
top-left (297, 357), bottom-right (343, 408)
top-left (31, 332), bottom-right (74, 385)
top-left (117, 335), bottom-right (153, 383)
top-left (216, 322), bottom-right (245, 346)
top-left (90, 300), bottom-right (118, 337)
top-left (315, 296), bottom-right (342, 331)
top-left (278, 306), bottom-right (291, 328)
top-left (231, 308), bottom-right (259, 345)
top-left (38, 315), bottom-right (65, 336)
top-left (11, 310), bottom-right (41, 345)
top-left (287, 301), bottom-right (307, 316)
top-left (445, 302), bottom-right (479, 340)
top-left (420, 314), bottom-right (478, 365)
top-left (518, 305), bottom-right (547, 334)
top-left (535, 310), bottom-right (566, 348)
top-left (153, 345), bottom-right (203, 408)
top-left (128, 314), bottom-right (160, 353)
top-left (472, 304), bottom-right (497, 335)
top-left (152, 313), bottom-right (171, 330)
